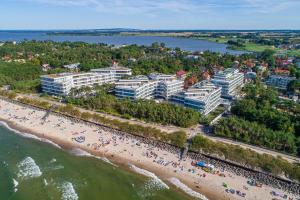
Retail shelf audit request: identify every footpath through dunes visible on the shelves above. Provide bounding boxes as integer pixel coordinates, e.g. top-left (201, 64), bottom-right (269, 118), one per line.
top-left (15, 93), bottom-right (300, 164)
top-left (0, 97), bottom-right (300, 200)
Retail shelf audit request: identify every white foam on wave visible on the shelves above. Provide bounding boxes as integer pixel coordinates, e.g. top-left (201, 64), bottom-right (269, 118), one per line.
top-left (69, 148), bottom-right (117, 167)
top-left (59, 181), bottom-right (78, 200)
top-left (17, 157), bottom-right (42, 179)
top-left (13, 178), bottom-right (19, 192)
top-left (44, 178), bottom-right (48, 186)
top-left (0, 121), bottom-right (61, 149)
top-left (130, 164), bottom-right (169, 190)
top-left (2, 160), bottom-right (8, 167)
top-left (169, 177), bottom-right (209, 200)
top-left (51, 165), bottom-right (65, 171)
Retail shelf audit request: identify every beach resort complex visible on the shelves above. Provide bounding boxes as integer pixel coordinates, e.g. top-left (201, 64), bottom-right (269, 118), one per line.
top-left (1, 7), bottom-right (300, 198)
top-left (41, 67), bottom-right (244, 115)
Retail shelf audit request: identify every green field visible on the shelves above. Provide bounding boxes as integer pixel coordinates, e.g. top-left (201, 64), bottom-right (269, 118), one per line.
top-left (229, 43), bottom-right (277, 52)
top-left (195, 36), bottom-right (300, 56)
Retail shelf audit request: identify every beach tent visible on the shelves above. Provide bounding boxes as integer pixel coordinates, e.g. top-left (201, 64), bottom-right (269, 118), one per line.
top-left (196, 162), bottom-right (207, 167)
top-left (207, 164), bottom-right (215, 170)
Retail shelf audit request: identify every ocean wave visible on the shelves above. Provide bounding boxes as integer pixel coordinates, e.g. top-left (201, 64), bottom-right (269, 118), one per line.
top-left (17, 157), bottom-right (42, 179)
top-left (60, 181), bottom-right (78, 200)
top-left (13, 178), bottom-right (19, 192)
top-left (44, 178), bottom-right (48, 186)
top-left (0, 121), bottom-right (61, 149)
top-left (69, 148), bottom-right (117, 167)
top-left (2, 160), bottom-right (8, 167)
top-left (168, 177), bottom-right (209, 200)
top-left (130, 164), bottom-right (169, 190)
top-left (51, 165), bottom-right (65, 171)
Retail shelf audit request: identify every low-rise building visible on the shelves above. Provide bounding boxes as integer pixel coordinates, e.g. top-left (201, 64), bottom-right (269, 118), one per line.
top-left (245, 71), bottom-right (257, 81)
top-left (170, 81), bottom-right (221, 115)
top-left (211, 68), bottom-right (244, 98)
top-left (265, 75), bottom-right (296, 90)
top-left (176, 70), bottom-right (187, 80)
top-left (63, 63), bottom-right (80, 70)
top-left (41, 64), bottom-right (53, 72)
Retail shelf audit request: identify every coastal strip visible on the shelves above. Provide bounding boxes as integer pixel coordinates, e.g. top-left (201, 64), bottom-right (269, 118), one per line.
top-left (0, 97), bottom-right (299, 200)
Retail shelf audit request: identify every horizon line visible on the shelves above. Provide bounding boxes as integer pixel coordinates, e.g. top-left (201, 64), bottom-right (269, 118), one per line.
top-left (1, 28), bottom-right (300, 32)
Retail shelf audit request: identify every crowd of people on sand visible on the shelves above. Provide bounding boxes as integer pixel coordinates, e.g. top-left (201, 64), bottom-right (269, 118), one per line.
top-left (82, 117), bottom-right (300, 197)
top-left (77, 122), bottom-right (300, 197)
top-left (1, 98), bottom-right (300, 198)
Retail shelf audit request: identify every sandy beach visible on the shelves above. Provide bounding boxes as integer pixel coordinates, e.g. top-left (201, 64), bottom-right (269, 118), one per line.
top-left (0, 98), bottom-right (298, 200)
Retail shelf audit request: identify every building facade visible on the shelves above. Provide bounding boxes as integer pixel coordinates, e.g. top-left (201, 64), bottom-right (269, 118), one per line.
top-left (211, 68), bottom-right (244, 98)
top-left (265, 75), bottom-right (295, 90)
top-left (170, 81), bottom-right (221, 115)
top-left (91, 63), bottom-right (132, 81)
top-left (41, 72), bottom-right (116, 96)
top-left (41, 65), bottom-right (132, 96)
top-left (115, 74), bottom-right (184, 100)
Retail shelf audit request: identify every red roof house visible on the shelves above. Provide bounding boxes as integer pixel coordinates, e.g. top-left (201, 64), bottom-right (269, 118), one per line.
top-left (176, 70), bottom-right (187, 79)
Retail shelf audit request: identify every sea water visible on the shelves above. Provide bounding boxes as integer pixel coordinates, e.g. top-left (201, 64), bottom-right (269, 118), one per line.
top-left (0, 124), bottom-right (193, 200)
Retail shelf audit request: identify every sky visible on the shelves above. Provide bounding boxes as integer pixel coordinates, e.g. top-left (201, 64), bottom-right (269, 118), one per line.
top-left (0, 0), bottom-right (300, 30)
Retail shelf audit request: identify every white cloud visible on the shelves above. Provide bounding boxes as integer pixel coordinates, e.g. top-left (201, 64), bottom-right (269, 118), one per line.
top-left (241, 0), bottom-right (300, 13)
top-left (24, 0), bottom-right (215, 14)
top-left (23, 0), bottom-right (300, 15)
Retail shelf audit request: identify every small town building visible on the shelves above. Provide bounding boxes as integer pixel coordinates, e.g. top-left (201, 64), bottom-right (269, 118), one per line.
top-left (265, 75), bottom-right (296, 90)
top-left (176, 70), bottom-right (187, 80)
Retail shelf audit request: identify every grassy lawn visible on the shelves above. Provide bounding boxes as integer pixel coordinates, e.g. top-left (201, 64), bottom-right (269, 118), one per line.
top-left (243, 43), bottom-right (277, 52)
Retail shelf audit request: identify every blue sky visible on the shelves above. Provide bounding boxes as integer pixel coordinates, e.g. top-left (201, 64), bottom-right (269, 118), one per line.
top-left (1, 0), bottom-right (300, 30)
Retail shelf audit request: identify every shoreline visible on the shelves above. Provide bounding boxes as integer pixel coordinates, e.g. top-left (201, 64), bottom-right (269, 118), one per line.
top-left (0, 98), bottom-right (298, 200)
top-left (0, 118), bottom-right (218, 200)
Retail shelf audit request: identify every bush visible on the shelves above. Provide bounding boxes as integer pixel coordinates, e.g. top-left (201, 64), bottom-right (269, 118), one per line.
top-left (191, 135), bottom-right (300, 181)
top-left (214, 117), bottom-right (297, 154)
top-left (66, 90), bottom-right (201, 128)
top-left (81, 112), bottom-right (93, 120)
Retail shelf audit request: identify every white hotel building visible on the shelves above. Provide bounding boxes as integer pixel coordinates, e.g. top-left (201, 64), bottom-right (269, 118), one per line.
top-left (211, 68), bottom-right (244, 98)
top-left (115, 74), bottom-right (184, 100)
top-left (41, 65), bottom-right (132, 96)
top-left (91, 65), bottom-right (132, 82)
top-left (170, 81), bottom-right (221, 115)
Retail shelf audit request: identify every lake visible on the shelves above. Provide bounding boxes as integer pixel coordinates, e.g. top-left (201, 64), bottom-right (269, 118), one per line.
top-left (0, 31), bottom-right (246, 54)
